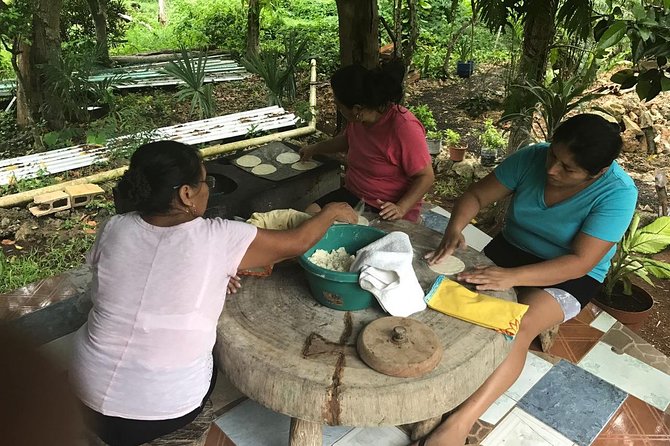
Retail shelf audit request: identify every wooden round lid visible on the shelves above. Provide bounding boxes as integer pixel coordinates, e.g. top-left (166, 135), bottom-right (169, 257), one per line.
top-left (357, 316), bottom-right (443, 378)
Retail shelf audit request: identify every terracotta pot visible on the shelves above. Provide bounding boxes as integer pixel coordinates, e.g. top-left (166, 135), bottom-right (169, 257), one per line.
top-left (449, 146), bottom-right (466, 162)
top-left (591, 284), bottom-right (654, 332)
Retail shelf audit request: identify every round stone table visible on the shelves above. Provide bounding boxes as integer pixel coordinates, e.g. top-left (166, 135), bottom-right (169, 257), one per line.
top-left (215, 220), bottom-right (515, 445)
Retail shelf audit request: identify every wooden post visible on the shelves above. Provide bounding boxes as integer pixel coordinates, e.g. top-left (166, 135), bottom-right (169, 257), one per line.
top-left (289, 418), bottom-right (322, 446)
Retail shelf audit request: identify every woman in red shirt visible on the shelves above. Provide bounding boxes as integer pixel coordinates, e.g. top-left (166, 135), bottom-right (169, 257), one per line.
top-left (301, 61), bottom-right (435, 223)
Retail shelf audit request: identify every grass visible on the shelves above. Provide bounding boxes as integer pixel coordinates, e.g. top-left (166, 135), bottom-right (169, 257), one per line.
top-left (0, 234), bottom-right (95, 294)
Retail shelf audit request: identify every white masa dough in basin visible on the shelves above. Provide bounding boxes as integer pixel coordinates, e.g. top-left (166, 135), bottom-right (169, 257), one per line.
top-left (236, 154), bottom-right (262, 167)
top-left (308, 247), bottom-right (355, 272)
top-left (251, 164), bottom-right (277, 175)
top-left (429, 255), bottom-right (466, 275)
top-left (276, 152), bottom-right (301, 164)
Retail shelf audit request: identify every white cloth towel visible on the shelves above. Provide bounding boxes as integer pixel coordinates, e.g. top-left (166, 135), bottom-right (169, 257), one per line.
top-left (350, 231), bottom-right (426, 317)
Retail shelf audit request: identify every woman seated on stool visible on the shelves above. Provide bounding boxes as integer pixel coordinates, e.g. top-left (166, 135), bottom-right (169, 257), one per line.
top-left (300, 60), bottom-right (435, 223)
top-left (70, 141), bottom-right (357, 446)
top-left (420, 114), bottom-right (637, 446)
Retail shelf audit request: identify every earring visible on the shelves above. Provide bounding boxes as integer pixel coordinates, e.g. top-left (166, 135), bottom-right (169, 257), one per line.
top-left (355, 113), bottom-right (361, 121)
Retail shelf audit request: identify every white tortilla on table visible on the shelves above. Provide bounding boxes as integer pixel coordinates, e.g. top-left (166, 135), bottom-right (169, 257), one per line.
top-left (251, 164), bottom-right (277, 175)
top-left (291, 160), bottom-right (318, 171)
top-left (236, 155), bottom-right (262, 167)
top-left (276, 152), bottom-right (301, 164)
top-left (429, 256), bottom-right (465, 275)
top-left (334, 215), bottom-right (369, 226)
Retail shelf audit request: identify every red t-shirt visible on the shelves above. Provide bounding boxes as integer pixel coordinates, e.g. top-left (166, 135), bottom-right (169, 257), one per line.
top-left (344, 105), bottom-right (431, 222)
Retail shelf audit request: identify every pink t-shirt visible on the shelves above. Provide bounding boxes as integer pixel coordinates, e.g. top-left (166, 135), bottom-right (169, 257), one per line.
top-left (71, 213), bottom-right (257, 420)
top-left (344, 105), bottom-right (431, 222)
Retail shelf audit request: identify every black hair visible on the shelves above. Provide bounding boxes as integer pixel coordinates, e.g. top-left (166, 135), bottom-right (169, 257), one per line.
top-left (551, 114), bottom-right (623, 176)
top-left (116, 141), bottom-right (202, 215)
top-left (330, 59), bottom-right (406, 110)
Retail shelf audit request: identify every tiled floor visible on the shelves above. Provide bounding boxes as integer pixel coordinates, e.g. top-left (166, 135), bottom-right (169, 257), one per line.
top-left (4, 206), bottom-right (670, 445)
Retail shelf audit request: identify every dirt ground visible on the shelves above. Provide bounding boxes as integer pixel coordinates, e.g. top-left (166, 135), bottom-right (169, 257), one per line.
top-left (2, 66), bottom-right (669, 356)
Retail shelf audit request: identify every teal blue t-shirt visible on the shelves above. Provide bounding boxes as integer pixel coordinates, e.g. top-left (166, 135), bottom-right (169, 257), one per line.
top-left (494, 143), bottom-right (638, 282)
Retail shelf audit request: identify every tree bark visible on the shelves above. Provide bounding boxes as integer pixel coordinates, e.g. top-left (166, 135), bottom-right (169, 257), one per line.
top-left (403, 0), bottom-right (418, 70)
top-left (246, 0), bottom-right (261, 58)
top-left (86, 0), bottom-right (110, 66)
top-left (505, 0), bottom-right (558, 152)
top-left (16, 0), bottom-right (64, 129)
top-left (335, 0), bottom-right (379, 69)
top-left (158, 0), bottom-right (167, 25)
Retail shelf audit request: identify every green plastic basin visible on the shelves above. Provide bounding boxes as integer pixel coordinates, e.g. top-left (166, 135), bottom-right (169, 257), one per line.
top-left (299, 224), bottom-right (387, 311)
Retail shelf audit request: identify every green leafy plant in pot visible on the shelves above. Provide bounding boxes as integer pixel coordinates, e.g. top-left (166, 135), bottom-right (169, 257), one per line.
top-left (594, 213), bottom-right (670, 330)
top-left (478, 120), bottom-right (505, 167)
top-left (441, 128), bottom-right (465, 162)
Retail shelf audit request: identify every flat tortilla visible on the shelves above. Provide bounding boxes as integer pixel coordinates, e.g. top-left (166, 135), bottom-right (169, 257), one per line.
top-left (236, 155), bottom-right (262, 168)
top-left (251, 164), bottom-right (277, 175)
top-left (334, 215), bottom-right (369, 226)
top-left (276, 152), bottom-right (301, 164)
top-left (429, 256), bottom-right (465, 275)
top-left (291, 160), bottom-right (318, 171)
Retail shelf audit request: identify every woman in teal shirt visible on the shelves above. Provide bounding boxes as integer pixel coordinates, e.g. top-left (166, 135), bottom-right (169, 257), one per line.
top-left (420, 114), bottom-right (637, 446)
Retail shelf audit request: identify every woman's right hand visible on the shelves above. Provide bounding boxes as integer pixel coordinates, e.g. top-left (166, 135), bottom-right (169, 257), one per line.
top-left (424, 228), bottom-right (466, 265)
top-left (321, 202), bottom-right (358, 224)
top-left (299, 145), bottom-right (316, 161)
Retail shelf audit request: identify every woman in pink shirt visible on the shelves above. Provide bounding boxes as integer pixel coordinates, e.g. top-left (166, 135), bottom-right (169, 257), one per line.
top-left (70, 141), bottom-right (356, 445)
top-left (301, 61), bottom-right (435, 223)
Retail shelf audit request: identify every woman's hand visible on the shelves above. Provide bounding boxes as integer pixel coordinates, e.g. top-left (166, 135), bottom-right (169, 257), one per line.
top-left (322, 202), bottom-right (358, 224)
top-left (424, 229), bottom-right (466, 264)
top-left (299, 145), bottom-right (316, 161)
top-left (458, 266), bottom-right (517, 291)
top-left (376, 199), bottom-right (406, 221)
top-left (227, 274), bottom-right (242, 294)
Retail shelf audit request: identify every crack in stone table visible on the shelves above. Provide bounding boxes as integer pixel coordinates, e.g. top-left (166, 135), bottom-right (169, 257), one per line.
top-left (215, 220), bottom-right (516, 446)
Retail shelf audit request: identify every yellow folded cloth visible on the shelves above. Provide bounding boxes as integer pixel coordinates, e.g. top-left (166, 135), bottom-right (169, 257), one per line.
top-left (426, 276), bottom-right (529, 337)
top-left (247, 209), bottom-right (311, 230)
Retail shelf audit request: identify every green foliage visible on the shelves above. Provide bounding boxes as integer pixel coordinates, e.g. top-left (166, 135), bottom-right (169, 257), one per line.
top-left (501, 68), bottom-right (605, 141)
top-left (242, 34), bottom-right (309, 107)
top-left (443, 128), bottom-right (461, 147)
top-left (0, 234), bottom-right (95, 294)
top-left (408, 104), bottom-right (437, 132)
top-left (173, 0), bottom-right (247, 54)
top-left (60, 0), bottom-right (128, 45)
top-left (162, 49), bottom-right (215, 119)
top-left (603, 214), bottom-right (670, 299)
top-left (599, 3), bottom-right (670, 101)
top-left (478, 120), bottom-right (506, 150)
top-left (0, 168), bottom-right (58, 196)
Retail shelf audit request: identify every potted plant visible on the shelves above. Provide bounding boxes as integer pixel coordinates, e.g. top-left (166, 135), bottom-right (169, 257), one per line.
top-left (478, 120), bottom-right (506, 166)
top-left (426, 130), bottom-right (443, 155)
top-left (442, 128), bottom-right (466, 162)
top-left (455, 36), bottom-right (474, 78)
top-left (592, 213), bottom-right (670, 330)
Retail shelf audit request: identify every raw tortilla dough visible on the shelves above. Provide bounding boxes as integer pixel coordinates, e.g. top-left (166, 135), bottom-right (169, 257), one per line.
top-left (334, 215), bottom-right (369, 226)
top-left (251, 164), bottom-right (277, 175)
top-left (308, 247), bottom-right (354, 272)
top-left (276, 152), bottom-right (301, 164)
top-left (236, 155), bottom-right (262, 167)
top-left (291, 160), bottom-right (318, 171)
top-left (429, 256), bottom-right (465, 275)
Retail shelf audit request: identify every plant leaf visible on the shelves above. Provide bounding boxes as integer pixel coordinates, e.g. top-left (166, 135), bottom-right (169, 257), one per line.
top-left (597, 20), bottom-right (627, 49)
top-left (642, 258), bottom-right (670, 279)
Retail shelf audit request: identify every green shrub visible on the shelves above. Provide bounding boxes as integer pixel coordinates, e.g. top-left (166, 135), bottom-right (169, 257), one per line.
top-left (408, 104), bottom-right (437, 132)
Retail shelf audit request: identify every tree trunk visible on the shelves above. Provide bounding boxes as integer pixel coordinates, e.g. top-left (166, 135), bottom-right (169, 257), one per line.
top-left (86, 0), bottom-right (110, 66)
top-left (335, 0), bottom-right (379, 68)
top-left (505, 0), bottom-right (558, 152)
top-left (158, 0), bottom-right (167, 25)
top-left (246, 0), bottom-right (261, 59)
top-left (403, 0), bottom-right (418, 70)
top-left (16, 0), bottom-right (64, 129)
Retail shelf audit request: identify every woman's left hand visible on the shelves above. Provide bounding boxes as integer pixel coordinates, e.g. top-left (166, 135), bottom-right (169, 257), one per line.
top-left (458, 266), bottom-right (517, 291)
top-left (227, 275), bottom-right (242, 294)
top-left (376, 199), bottom-right (406, 221)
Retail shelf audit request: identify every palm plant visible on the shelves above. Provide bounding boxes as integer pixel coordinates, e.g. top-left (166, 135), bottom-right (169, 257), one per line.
top-left (602, 214), bottom-right (670, 301)
top-left (162, 49), bottom-right (215, 119)
top-left (242, 34), bottom-right (308, 107)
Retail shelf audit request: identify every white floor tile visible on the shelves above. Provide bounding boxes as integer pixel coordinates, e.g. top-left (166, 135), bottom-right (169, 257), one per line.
top-left (333, 426), bottom-right (408, 446)
top-left (37, 331), bottom-right (76, 372)
top-left (589, 311), bottom-right (617, 333)
top-left (578, 342), bottom-right (670, 411)
top-left (481, 407), bottom-right (576, 446)
top-left (480, 393), bottom-right (516, 425)
top-left (429, 206), bottom-right (491, 252)
top-left (214, 399), bottom-right (358, 446)
top-left (505, 352), bottom-right (553, 402)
